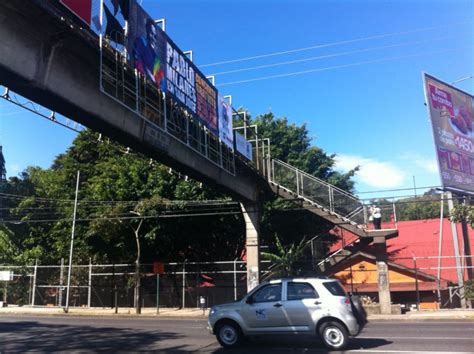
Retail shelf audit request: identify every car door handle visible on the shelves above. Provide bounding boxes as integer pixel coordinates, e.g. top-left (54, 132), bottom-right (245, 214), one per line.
top-left (314, 300), bottom-right (322, 305)
top-left (273, 303), bottom-right (283, 308)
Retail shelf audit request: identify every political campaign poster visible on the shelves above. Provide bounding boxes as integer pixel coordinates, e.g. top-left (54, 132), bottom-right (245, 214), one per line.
top-left (196, 75), bottom-right (218, 132)
top-left (60, 0), bottom-right (92, 26)
top-left (165, 41), bottom-right (197, 114)
top-left (423, 73), bottom-right (474, 195)
top-left (127, 0), bottom-right (167, 92)
top-left (218, 95), bottom-right (233, 149)
top-left (126, 0), bottom-right (220, 131)
top-left (235, 132), bottom-right (253, 161)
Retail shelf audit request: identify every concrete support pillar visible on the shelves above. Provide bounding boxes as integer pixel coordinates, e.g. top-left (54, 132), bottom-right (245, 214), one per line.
top-left (240, 202), bottom-right (261, 292)
top-left (374, 236), bottom-right (392, 314)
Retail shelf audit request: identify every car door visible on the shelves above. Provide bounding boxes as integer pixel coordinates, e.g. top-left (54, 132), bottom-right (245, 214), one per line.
top-left (242, 282), bottom-right (289, 332)
top-left (282, 281), bottom-right (324, 331)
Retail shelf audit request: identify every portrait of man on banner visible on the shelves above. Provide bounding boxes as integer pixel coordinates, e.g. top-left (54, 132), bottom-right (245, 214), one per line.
top-left (127, 0), bottom-right (166, 92)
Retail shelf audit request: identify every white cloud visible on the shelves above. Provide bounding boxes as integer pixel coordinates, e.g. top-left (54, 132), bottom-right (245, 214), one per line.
top-left (7, 164), bottom-right (20, 177)
top-left (335, 154), bottom-right (406, 189)
top-left (399, 152), bottom-right (438, 175)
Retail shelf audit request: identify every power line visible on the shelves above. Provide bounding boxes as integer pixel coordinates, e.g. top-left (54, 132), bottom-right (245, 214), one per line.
top-left (201, 21), bottom-right (470, 67)
top-left (217, 47), bottom-right (466, 87)
top-left (209, 36), bottom-right (454, 76)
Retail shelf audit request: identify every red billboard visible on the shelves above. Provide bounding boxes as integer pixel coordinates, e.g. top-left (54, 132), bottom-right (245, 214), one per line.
top-left (424, 73), bottom-right (474, 195)
top-left (60, 0), bottom-right (92, 26)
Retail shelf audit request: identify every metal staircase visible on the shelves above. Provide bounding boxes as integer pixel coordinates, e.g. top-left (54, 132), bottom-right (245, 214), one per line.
top-left (267, 159), bottom-right (398, 239)
top-left (260, 158), bottom-right (398, 275)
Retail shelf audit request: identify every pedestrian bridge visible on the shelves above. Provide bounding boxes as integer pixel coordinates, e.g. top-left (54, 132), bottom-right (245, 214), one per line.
top-left (0, 0), bottom-right (397, 310)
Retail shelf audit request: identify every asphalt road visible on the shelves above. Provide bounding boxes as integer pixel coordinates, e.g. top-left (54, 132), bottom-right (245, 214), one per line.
top-left (0, 315), bottom-right (473, 353)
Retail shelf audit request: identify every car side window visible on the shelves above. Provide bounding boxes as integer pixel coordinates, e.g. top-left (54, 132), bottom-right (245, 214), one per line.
top-left (287, 282), bottom-right (319, 301)
top-left (252, 284), bottom-right (282, 303)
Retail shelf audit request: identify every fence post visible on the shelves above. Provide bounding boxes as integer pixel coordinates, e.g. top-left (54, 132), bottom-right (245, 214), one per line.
top-left (329, 186), bottom-right (334, 212)
top-left (59, 258), bottom-right (64, 307)
top-left (31, 259), bottom-right (38, 306)
top-left (182, 261), bottom-right (186, 309)
top-left (234, 259), bottom-right (237, 301)
top-left (156, 274), bottom-right (160, 314)
top-left (88, 258), bottom-right (92, 308)
top-left (296, 169), bottom-right (300, 196)
top-left (392, 202), bottom-right (398, 229)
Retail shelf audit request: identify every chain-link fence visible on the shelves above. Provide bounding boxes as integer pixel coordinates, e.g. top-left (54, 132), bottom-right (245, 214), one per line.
top-left (0, 260), bottom-right (274, 309)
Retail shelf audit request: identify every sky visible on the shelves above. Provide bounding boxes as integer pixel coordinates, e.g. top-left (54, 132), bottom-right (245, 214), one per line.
top-left (0, 0), bottom-right (473, 201)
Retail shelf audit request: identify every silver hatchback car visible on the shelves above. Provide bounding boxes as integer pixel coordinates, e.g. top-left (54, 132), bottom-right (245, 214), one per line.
top-left (208, 278), bottom-right (362, 350)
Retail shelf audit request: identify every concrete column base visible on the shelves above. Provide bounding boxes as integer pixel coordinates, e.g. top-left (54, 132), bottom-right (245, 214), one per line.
top-left (240, 202), bottom-right (260, 292)
top-left (374, 236), bottom-right (392, 314)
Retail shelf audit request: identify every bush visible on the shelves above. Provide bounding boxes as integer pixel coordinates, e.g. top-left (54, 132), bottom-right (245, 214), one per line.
top-left (465, 280), bottom-right (474, 301)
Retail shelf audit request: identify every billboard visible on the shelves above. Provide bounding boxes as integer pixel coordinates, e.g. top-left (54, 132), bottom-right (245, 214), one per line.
top-left (218, 95), bottom-right (233, 149)
top-left (235, 132), bottom-right (253, 161)
top-left (423, 73), bottom-right (474, 195)
top-left (126, 0), bottom-right (218, 132)
top-left (127, 1), bottom-right (167, 91)
top-left (60, 0), bottom-right (92, 26)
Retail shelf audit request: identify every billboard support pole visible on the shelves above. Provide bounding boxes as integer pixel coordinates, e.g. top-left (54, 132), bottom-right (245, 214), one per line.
top-left (437, 193), bottom-right (445, 303)
top-left (446, 191), bottom-right (466, 308)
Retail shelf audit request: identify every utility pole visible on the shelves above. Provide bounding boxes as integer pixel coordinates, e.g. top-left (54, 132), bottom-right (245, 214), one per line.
top-left (65, 171), bottom-right (80, 313)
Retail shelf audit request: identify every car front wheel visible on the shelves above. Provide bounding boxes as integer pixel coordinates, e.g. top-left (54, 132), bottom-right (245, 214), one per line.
top-left (215, 321), bottom-right (243, 348)
top-left (319, 321), bottom-right (348, 350)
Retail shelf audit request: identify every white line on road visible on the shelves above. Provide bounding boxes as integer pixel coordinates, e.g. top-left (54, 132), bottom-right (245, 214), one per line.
top-left (358, 336), bottom-right (474, 340)
top-left (349, 350), bottom-right (474, 354)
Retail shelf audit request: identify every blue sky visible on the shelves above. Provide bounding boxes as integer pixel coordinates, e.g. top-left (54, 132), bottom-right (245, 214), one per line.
top-left (0, 0), bottom-right (472, 200)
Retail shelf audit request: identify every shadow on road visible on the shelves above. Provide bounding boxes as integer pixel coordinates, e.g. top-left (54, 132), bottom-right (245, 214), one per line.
top-left (0, 321), bottom-right (186, 352)
top-left (209, 335), bottom-right (392, 353)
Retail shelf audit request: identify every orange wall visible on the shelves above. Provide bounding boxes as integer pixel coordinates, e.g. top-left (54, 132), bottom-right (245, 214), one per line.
top-left (334, 260), bottom-right (422, 285)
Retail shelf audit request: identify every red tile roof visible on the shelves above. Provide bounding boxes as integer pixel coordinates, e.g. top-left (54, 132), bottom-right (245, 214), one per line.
top-left (330, 219), bottom-right (474, 283)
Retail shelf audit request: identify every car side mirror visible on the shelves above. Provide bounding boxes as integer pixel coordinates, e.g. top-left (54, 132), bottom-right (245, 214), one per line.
top-left (246, 296), bottom-right (254, 304)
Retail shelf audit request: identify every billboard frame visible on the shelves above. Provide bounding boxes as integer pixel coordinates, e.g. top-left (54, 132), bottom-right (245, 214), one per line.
top-left (422, 71), bottom-right (474, 197)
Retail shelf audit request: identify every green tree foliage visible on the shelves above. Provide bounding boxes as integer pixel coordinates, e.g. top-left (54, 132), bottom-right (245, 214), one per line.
top-left (2, 110), bottom-right (355, 266)
top-left (261, 236), bottom-right (308, 277)
top-left (386, 190), bottom-right (448, 221)
top-left (450, 203), bottom-right (474, 229)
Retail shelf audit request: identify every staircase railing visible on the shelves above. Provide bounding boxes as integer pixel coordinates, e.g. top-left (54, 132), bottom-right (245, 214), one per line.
top-left (268, 159), bottom-right (365, 225)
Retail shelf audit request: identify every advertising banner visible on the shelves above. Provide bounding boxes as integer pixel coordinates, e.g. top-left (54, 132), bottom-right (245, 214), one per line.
top-left (127, 0), bottom-right (167, 91)
top-left (127, 0), bottom-right (218, 131)
top-left (218, 95), bottom-right (234, 149)
top-left (60, 0), bottom-right (92, 25)
top-left (424, 73), bottom-right (474, 195)
top-left (196, 74), bottom-right (218, 132)
top-left (235, 132), bottom-right (253, 161)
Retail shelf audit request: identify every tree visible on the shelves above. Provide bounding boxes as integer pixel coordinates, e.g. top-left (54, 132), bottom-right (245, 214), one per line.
top-left (261, 235), bottom-right (308, 277)
top-left (450, 203), bottom-right (474, 229)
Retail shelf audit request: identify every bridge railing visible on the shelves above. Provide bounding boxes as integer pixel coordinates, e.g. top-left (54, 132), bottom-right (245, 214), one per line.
top-left (269, 159), bottom-right (365, 225)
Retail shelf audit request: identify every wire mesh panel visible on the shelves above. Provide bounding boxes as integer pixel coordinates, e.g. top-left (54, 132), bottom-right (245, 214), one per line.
top-left (271, 159), bottom-right (365, 225)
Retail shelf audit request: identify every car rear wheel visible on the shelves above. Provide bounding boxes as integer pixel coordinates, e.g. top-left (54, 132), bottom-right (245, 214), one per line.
top-left (215, 321), bottom-right (243, 348)
top-left (319, 321), bottom-right (348, 350)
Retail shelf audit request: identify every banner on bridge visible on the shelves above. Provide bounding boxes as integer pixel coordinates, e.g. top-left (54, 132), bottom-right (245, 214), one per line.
top-left (423, 73), bottom-right (474, 195)
top-left (218, 95), bottom-right (234, 149)
top-left (235, 132), bottom-right (252, 161)
top-left (126, 0), bottom-right (218, 132)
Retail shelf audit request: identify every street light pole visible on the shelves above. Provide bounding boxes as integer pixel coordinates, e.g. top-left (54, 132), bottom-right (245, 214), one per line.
top-left (65, 170), bottom-right (80, 313)
top-left (130, 211), bottom-right (143, 315)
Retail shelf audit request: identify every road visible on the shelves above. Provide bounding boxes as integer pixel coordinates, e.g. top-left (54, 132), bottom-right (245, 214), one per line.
top-left (0, 315), bottom-right (473, 353)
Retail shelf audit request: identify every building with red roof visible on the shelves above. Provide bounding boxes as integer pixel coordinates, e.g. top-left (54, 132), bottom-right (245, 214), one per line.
top-left (326, 218), bottom-right (474, 308)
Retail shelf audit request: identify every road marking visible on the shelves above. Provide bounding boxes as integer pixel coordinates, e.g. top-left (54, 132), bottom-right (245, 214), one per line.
top-left (349, 350), bottom-right (474, 354)
top-left (358, 336), bottom-right (474, 340)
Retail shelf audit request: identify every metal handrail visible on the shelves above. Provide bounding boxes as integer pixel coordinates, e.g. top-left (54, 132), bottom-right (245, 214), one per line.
top-left (271, 159), bottom-right (360, 202)
top-left (269, 158), bottom-right (364, 223)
